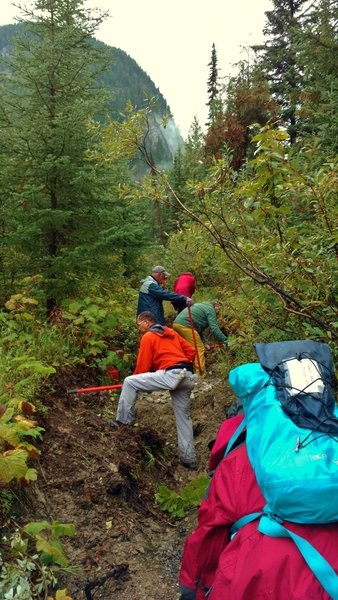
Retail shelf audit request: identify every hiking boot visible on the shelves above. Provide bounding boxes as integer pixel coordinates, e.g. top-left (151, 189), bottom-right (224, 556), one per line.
top-left (107, 420), bottom-right (126, 429)
top-left (180, 459), bottom-right (198, 470)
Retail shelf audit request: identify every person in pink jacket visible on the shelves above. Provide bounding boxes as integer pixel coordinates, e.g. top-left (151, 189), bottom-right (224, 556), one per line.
top-left (172, 272), bottom-right (196, 313)
top-left (178, 414), bottom-right (338, 600)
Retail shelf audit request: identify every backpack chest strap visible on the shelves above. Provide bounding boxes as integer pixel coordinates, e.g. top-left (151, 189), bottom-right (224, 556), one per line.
top-left (231, 512), bottom-right (338, 600)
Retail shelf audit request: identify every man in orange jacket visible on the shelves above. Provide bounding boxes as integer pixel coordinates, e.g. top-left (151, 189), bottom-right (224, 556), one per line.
top-left (116, 311), bottom-right (197, 469)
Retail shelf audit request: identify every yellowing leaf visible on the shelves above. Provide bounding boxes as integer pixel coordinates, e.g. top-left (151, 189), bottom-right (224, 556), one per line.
top-left (0, 448), bottom-right (29, 483)
top-left (9, 294), bottom-right (23, 301)
top-left (47, 591), bottom-right (73, 600)
top-left (5, 299), bottom-right (20, 311)
top-left (17, 442), bottom-right (40, 459)
top-left (0, 423), bottom-right (20, 446)
top-left (14, 415), bottom-right (37, 429)
top-left (36, 538), bottom-right (68, 566)
top-left (24, 467), bottom-right (38, 482)
top-left (56, 590), bottom-right (73, 600)
top-left (22, 297), bottom-right (38, 306)
top-left (0, 407), bottom-right (15, 423)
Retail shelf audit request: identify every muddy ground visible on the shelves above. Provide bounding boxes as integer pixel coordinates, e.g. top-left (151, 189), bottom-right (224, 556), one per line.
top-left (23, 355), bottom-right (237, 600)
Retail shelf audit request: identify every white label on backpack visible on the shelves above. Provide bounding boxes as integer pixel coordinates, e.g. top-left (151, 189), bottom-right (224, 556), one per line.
top-left (284, 358), bottom-right (324, 395)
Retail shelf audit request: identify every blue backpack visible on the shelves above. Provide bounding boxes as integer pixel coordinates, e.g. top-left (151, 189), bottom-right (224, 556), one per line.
top-left (227, 340), bottom-right (338, 599)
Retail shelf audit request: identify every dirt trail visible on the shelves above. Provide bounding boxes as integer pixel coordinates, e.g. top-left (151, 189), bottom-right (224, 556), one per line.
top-left (25, 365), bottom-right (235, 599)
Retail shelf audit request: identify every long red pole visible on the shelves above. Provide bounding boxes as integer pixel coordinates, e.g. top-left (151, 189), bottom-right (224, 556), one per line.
top-left (207, 344), bottom-right (226, 350)
top-left (187, 305), bottom-right (203, 375)
top-left (68, 383), bottom-right (123, 395)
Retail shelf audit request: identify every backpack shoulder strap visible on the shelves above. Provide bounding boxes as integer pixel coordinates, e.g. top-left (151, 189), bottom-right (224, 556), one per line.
top-left (230, 512), bottom-right (262, 538)
top-left (223, 417), bottom-right (246, 457)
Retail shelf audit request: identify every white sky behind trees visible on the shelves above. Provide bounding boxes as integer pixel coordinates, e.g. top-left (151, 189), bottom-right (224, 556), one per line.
top-left (0, 0), bottom-right (272, 138)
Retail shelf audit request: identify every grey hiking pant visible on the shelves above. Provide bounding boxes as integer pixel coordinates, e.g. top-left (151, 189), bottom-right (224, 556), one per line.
top-left (116, 369), bottom-right (196, 464)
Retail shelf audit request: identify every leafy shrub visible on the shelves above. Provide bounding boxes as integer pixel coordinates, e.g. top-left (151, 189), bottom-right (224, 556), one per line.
top-left (60, 293), bottom-right (138, 378)
top-left (155, 476), bottom-right (209, 518)
top-left (0, 522), bottom-right (75, 599)
top-left (0, 402), bottom-right (43, 487)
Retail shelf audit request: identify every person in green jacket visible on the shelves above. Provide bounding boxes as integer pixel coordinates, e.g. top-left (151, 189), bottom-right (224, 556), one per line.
top-left (173, 300), bottom-right (228, 376)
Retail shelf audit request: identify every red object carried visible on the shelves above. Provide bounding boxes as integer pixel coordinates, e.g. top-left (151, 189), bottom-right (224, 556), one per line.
top-left (68, 383), bottom-right (122, 395)
top-left (106, 365), bottom-right (120, 382)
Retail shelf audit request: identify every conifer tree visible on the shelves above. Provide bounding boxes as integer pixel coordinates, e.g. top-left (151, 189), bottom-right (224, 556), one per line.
top-left (206, 43), bottom-right (221, 127)
top-left (184, 118), bottom-right (205, 175)
top-left (253, 0), bottom-right (311, 143)
top-left (0, 0), bottom-right (116, 312)
top-left (186, 117), bottom-right (204, 153)
top-left (298, 0), bottom-right (338, 153)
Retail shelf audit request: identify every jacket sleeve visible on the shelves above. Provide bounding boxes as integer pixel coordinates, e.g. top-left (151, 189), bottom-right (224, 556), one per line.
top-left (179, 446), bottom-right (264, 596)
top-left (206, 307), bottom-right (228, 344)
top-left (178, 466), bottom-right (233, 594)
top-left (148, 282), bottom-right (188, 303)
top-left (133, 334), bottom-right (154, 374)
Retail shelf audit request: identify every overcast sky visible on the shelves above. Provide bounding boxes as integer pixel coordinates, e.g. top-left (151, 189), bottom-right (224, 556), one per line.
top-left (0, 0), bottom-right (272, 138)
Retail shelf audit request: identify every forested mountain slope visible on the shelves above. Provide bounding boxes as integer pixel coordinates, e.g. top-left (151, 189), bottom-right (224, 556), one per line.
top-left (0, 22), bottom-right (184, 166)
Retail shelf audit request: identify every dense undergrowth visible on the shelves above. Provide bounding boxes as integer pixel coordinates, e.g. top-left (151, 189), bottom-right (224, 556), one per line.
top-left (0, 274), bottom-right (336, 597)
top-left (0, 287), bottom-right (139, 598)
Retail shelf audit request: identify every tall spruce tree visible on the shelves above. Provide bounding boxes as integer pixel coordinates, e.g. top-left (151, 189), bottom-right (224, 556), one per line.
top-left (253, 0), bottom-right (312, 143)
top-left (206, 43), bottom-right (221, 127)
top-left (183, 117), bottom-right (205, 175)
top-left (0, 0), bottom-right (115, 313)
top-left (298, 0), bottom-right (338, 153)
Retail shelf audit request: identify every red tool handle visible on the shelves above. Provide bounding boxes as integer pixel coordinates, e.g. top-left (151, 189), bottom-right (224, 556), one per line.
top-left (68, 383), bottom-right (123, 395)
top-left (207, 344), bottom-right (226, 350)
top-left (187, 305), bottom-right (203, 375)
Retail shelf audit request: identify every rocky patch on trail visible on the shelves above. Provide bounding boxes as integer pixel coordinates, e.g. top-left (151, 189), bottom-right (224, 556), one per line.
top-left (24, 367), bottom-right (235, 599)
